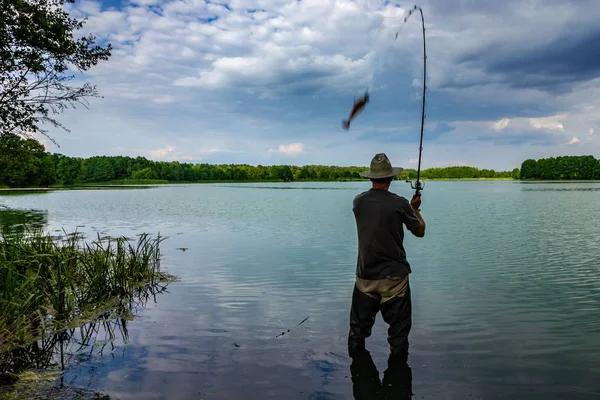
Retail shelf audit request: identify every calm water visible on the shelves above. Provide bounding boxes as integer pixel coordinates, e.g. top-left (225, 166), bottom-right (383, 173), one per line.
top-left (1, 181), bottom-right (600, 399)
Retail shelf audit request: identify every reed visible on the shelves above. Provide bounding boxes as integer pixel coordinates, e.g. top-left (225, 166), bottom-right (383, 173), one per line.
top-left (0, 228), bottom-right (175, 355)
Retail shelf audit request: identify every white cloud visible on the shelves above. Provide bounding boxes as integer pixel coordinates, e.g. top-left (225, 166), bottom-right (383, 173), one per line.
top-left (131, 0), bottom-right (161, 5)
top-left (528, 114), bottom-right (566, 131)
top-left (153, 96), bottom-right (177, 104)
top-left (67, 0), bottom-right (403, 103)
top-left (268, 143), bottom-right (304, 156)
top-left (568, 136), bottom-right (580, 145)
top-left (139, 145), bottom-right (233, 162)
top-left (148, 145), bottom-right (176, 159)
top-left (589, 128), bottom-right (595, 137)
top-left (430, 160), bottom-right (470, 168)
top-left (491, 118), bottom-right (510, 131)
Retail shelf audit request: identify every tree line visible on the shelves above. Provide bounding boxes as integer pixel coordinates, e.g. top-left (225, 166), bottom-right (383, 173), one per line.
top-left (5, 135), bottom-right (600, 188)
top-left (0, 134), bottom-right (523, 187)
top-left (520, 156), bottom-right (600, 180)
top-left (414, 166), bottom-right (519, 180)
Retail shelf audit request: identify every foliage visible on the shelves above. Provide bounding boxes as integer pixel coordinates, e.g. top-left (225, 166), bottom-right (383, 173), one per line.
top-left (399, 166), bottom-right (514, 180)
top-left (520, 156), bottom-right (600, 180)
top-left (0, 0), bottom-right (112, 142)
top-left (511, 168), bottom-right (520, 180)
top-left (0, 229), bottom-right (174, 355)
top-left (0, 135), bottom-right (519, 187)
top-left (0, 133), bottom-right (53, 187)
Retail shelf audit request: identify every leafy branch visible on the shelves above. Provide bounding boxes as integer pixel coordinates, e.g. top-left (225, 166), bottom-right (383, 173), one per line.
top-left (0, 0), bottom-right (112, 145)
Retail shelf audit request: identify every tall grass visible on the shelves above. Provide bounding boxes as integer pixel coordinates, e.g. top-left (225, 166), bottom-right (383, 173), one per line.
top-left (0, 229), bottom-right (175, 355)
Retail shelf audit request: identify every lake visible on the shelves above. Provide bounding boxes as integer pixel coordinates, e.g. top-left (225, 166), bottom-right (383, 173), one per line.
top-left (1, 180), bottom-right (599, 399)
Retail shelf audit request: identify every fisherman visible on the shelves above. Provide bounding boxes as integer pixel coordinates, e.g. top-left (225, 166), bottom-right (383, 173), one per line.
top-left (348, 152), bottom-right (426, 362)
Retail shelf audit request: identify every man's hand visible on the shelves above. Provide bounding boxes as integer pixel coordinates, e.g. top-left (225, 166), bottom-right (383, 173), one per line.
top-left (410, 192), bottom-right (421, 211)
top-left (409, 192), bottom-right (425, 237)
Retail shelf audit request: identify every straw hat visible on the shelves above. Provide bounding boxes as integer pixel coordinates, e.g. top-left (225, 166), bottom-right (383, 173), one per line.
top-left (360, 153), bottom-right (404, 179)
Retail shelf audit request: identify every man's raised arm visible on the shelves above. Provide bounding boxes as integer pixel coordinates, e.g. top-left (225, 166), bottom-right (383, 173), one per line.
top-left (404, 193), bottom-right (426, 238)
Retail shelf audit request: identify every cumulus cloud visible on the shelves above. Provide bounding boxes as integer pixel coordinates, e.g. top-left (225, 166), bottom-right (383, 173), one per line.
top-left (589, 128), bottom-right (595, 137)
top-left (131, 145), bottom-right (232, 162)
top-left (528, 114), bottom-right (566, 131)
top-left (491, 118), bottom-right (510, 131)
top-left (67, 0), bottom-right (397, 102)
top-left (148, 145), bottom-right (177, 159)
top-left (268, 143), bottom-right (304, 156)
top-left (568, 137), bottom-right (581, 145)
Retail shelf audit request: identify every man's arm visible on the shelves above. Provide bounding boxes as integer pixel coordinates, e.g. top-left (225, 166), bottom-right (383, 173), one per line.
top-left (403, 193), bottom-right (426, 237)
top-left (410, 207), bottom-right (426, 237)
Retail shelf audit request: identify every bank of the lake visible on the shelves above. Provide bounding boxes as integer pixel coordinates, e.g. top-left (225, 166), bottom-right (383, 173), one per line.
top-left (1, 177), bottom-right (519, 192)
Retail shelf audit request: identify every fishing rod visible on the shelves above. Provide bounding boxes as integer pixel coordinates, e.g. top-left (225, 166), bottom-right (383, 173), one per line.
top-left (398, 5), bottom-right (427, 196)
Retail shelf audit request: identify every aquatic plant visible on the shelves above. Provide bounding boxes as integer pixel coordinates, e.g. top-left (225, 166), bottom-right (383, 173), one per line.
top-left (0, 228), bottom-right (175, 355)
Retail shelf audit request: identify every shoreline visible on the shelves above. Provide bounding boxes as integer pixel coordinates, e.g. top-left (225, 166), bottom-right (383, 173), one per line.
top-left (2, 178), bottom-right (513, 191)
top-left (4, 178), bottom-right (600, 192)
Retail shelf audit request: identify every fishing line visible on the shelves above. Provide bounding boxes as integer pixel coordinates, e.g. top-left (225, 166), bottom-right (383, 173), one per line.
top-left (341, 5), bottom-right (428, 196)
top-left (396, 5), bottom-right (427, 195)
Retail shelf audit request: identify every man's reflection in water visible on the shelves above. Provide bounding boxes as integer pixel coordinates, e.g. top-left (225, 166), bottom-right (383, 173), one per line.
top-left (350, 349), bottom-right (413, 399)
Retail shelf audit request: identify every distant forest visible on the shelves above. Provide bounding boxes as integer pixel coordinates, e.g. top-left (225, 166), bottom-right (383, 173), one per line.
top-left (1, 134), bottom-right (598, 188)
top-left (0, 134), bottom-right (517, 187)
top-left (520, 156), bottom-right (600, 180)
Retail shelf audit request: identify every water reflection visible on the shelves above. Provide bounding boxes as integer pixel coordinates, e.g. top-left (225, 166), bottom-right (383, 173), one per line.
top-left (0, 281), bottom-right (171, 398)
top-left (216, 184), bottom-right (360, 190)
top-left (0, 208), bottom-right (47, 235)
top-left (350, 350), bottom-right (412, 399)
top-left (0, 317), bottom-right (129, 375)
top-left (522, 187), bottom-right (600, 191)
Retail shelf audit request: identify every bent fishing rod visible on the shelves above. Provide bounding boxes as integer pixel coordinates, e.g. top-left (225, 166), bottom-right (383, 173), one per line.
top-left (341, 4), bottom-right (428, 196)
top-left (398, 5), bottom-right (427, 196)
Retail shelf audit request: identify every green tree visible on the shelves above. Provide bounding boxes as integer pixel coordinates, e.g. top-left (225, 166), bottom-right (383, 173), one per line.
top-left (520, 159), bottom-right (538, 179)
top-left (38, 155), bottom-right (56, 186)
top-left (132, 167), bottom-right (156, 180)
top-left (0, 0), bottom-right (112, 143)
top-left (520, 156), bottom-right (600, 180)
top-left (78, 156), bottom-right (114, 182)
top-left (56, 156), bottom-right (81, 185)
top-left (511, 168), bottom-right (520, 180)
top-left (0, 133), bottom-right (49, 187)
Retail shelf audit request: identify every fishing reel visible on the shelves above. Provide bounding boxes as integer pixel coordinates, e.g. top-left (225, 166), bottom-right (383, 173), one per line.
top-left (405, 179), bottom-right (424, 192)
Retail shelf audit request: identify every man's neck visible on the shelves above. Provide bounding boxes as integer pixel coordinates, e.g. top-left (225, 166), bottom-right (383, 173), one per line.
top-left (371, 183), bottom-right (390, 191)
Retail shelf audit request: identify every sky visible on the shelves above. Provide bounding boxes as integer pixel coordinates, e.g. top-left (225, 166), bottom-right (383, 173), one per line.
top-left (40, 0), bottom-right (600, 170)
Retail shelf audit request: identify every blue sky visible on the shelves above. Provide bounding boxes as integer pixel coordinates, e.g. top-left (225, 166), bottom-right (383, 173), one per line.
top-left (42, 0), bottom-right (600, 170)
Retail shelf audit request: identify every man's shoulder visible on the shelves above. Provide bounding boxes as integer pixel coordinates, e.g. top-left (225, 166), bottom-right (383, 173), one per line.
top-left (384, 191), bottom-right (410, 205)
top-left (393, 192), bottom-right (410, 204)
top-left (354, 189), bottom-right (407, 201)
top-left (353, 189), bottom-right (371, 202)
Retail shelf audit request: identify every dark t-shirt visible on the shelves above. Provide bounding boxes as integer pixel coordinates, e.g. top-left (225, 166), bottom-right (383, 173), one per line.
top-left (352, 188), bottom-right (421, 280)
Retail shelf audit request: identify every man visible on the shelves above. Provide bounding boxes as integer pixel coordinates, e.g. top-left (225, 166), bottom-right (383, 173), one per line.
top-left (348, 152), bottom-right (426, 361)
